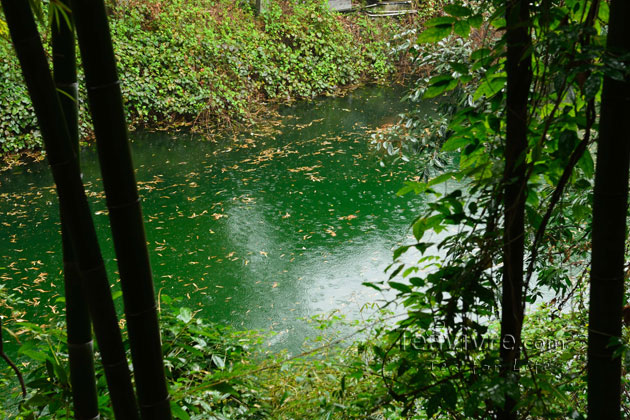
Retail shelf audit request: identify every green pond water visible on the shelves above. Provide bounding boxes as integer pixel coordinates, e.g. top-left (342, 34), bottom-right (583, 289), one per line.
top-left (0, 85), bottom-right (433, 351)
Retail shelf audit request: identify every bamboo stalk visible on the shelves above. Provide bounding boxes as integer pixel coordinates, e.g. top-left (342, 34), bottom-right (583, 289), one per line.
top-left (69, 1), bottom-right (172, 416)
top-left (587, 1), bottom-right (630, 418)
top-left (69, 1), bottom-right (172, 418)
top-left (1, 1), bottom-right (139, 418)
top-left (51, 1), bottom-right (100, 418)
top-left (499, 0), bottom-right (531, 418)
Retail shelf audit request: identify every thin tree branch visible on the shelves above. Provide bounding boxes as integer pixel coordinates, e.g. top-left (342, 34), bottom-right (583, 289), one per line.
top-left (0, 317), bottom-right (26, 397)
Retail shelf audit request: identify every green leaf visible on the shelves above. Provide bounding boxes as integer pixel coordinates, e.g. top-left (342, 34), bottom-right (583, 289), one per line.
top-left (177, 307), bottom-right (193, 324)
top-left (598, 1), bottom-right (609, 22)
top-left (424, 16), bottom-right (457, 27)
top-left (473, 76), bottom-right (506, 100)
top-left (409, 310), bottom-right (433, 329)
top-left (403, 266), bottom-right (418, 277)
top-left (469, 14), bottom-right (484, 28)
top-left (583, 73), bottom-right (601, 100)
top-left (393, 245), bottom-right (410, 260)
top-left (412, 218), bottom-right (426, 240)
top-left (450, 62), bottom-right (468, 74)
top-left (397, 181), bottom-right (426, 196)
top-left (52, 360), bottom-right (69, 385)
top-left (423, 75), bottom-right (458, 99)
top-left (389, 281), bottom-right (412, 294)
top-left (210, 381), bottom-right (240, 396)
top-left (211, 354), bottom-right (226, 369)
top-left (414, 242), bottom-right (433, 254)
top-left (170, 402), bottom-right (190, 420)
top-left (577, 149), bottom-right (594, 178)
top-left (526, 205), bottom-right (542, 230)
top-left (389, 264), bottom-right (405, 280)
top-left (442, 136), bottom-right (469, 151)
top-left (471, 47), bottom-right (491, 60)
top-left (362, 282), bottom-right (383, 291)
top-left (409, 277), bottom-right (425, 287)
top-left (18, 342), bottom-right (49, 362)
top-left (427, 172), bottom-right (454, 187)
top-left (347, 370), bottom-right (363, 380)
top-left (453, 20), bottom-right (470, 38)
top-left (443, 4), bottom-right (472, 17)
top-left (418, 25), bottom-right (453, 43)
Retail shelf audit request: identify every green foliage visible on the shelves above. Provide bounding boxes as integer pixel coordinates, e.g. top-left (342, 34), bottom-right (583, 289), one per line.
top-left (0, 291), bottom-right (401, 419)
top-left (365, 0), bottom-right (621, 417)
top-left (0, 0), bottom-right (405, 154)
top-left (0, 285), bottom-right (604, 419)
top-left (0, 294), bottom-right (269, 419)
top-left (0, 40), bottom-right (40, 152)
top-left (372, 35), bottom-right (477, 177)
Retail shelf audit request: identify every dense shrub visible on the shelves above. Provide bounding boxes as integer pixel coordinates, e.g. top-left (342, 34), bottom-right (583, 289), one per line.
top-left (0, 0), bottom-right (406, 153)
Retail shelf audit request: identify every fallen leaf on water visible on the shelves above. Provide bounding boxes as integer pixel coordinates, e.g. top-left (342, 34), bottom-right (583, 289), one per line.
top-left (189, 210), bottom-right (208, 219)
top-left (288, 165), bottom-right (321, 173)
top-left (325, 229), bottom-right (337, 237)
top-left (272, 282), bottom-right (278, 288)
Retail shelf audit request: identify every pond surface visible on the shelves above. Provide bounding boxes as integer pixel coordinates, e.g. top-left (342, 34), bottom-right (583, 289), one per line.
top-left (0, 85), bottom-right (434, 350)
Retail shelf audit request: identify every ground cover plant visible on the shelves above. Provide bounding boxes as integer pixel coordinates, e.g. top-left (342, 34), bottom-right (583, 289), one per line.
top-left (0, 0), bottom-right (408, 155)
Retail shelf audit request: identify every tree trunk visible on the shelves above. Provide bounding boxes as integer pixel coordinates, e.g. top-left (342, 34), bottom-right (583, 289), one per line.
top-left (587, 1), bottom-right (630, 418)
top-left (69, 1), bottom-right (172, 418)
top-left (499, 0), bottom-right (531, 419)
top-left (1, 1), bottom-right (140, 418)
